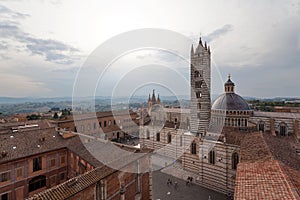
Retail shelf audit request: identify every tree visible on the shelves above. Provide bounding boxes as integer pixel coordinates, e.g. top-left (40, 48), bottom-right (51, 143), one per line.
top-left (53, 112), bottom-right (59, 119)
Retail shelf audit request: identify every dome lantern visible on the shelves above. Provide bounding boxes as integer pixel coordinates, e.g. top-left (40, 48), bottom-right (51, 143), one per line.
top-left (224, 73), bottom-right (235, 93)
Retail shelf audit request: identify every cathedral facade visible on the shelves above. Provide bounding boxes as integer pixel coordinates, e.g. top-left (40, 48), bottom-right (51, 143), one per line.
top-left (141, 37), bottom-right (300, 196)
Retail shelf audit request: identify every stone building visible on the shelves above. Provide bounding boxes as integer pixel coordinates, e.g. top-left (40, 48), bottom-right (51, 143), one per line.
top-left (210, 74), bottom-right (253, 130)
top-left (140, 37), bottom-right (300, 198)
top-left (190, 38), bottom-right (211, 136)
top-left (52, 110), bottom-right (140, 141)
top-left (147, 90), bottom-right (161, 114)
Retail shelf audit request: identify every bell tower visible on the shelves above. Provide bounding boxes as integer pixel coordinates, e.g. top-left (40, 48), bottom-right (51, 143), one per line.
top-left (190, 37), bottom-right (211, 136)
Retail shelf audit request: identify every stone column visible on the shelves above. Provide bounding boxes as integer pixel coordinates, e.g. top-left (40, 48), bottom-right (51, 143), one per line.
top-left (294, 119), bottom-right (299, 140)
top-left (270, 118), bottom-right (276, 136)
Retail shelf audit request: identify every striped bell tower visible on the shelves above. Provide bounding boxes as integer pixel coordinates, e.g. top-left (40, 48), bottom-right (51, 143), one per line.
top-left (190, 37), bottom-right (211, 136)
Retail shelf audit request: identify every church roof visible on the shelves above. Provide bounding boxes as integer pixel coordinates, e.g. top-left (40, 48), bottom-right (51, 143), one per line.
top-left (212, 93), bottom-right (251, 111)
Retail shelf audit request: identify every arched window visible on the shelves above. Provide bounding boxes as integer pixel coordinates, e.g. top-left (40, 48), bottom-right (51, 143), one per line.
top-left (279, 122), bottom-right (287, 136)
top-left (146, 130), bottom-right (150, 139)
top-left (194, 70), bottom-right (199, 77)
top-left (232, 152), bottom-right (239, 170)
top-left (209, 150), bottom-right (215, 165)
top-left (156, 132), bottom-right (160, 142)
top-left (29, 175), bottom-right (46, 192)
top-left (167, 133), bottom-right (172, 144)
top-left (258, 121), bottom-right (265, 132)
top-left (191, 141), bottom-right (197, 154)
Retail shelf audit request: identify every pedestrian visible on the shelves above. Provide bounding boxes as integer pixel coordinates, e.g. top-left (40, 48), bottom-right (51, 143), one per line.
top-left (174, 181), bottom-right (178, 190)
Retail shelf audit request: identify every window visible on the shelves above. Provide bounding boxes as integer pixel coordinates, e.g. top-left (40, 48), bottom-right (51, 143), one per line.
top-left (156, 132), bottom-right (160, 142)
top-left (104, 121), bottom-right (107, 127)
top-left (197, 103), bottom-right (201, 109)
top-left (108, 120), bottom-right (111, 126)
top-left (167, 133), bottom-right (172, 144)
top-left (195, 81), bottom-right (202, 88)
top-left (94, 122), bottom-right (97, 129)
top-left (96, 180), bottom-right (106, 200)
top-left (191, 142), bottom-right (197, 154)
top-left (197, 113), bottom-right (201, 119)
top-left (146, 130), bottom-right (150, 139)
top-left (29, 175), bottom-right (46, 192)
top-left (232, 152), bottom-right (239, 170)
top-left (50, 159), bottom-right (56, 168)
top-left (81, 125), bottom-right (84, 132)
top-left (60, 155), bottom-right (66, 165)
top-left (1, 193), bottom-right (8, 200)
top-left (258, 121), bottom-right (265, 132)
top-left (279, 123), bottom-right (287, 136)
top-left (87, 124), bottom-right (91, 131)
top-left (33, 157), bottom-right (42, 172)
top-left (60, 172), bottom-right (65, 180)
top-left (99, 122), bottom-right (102, 128)
top-left (209, 150), bottom-right (215, 165)
top-left (194, 70), bottom-right (199, 78)
top-left (196, 92), bottom-right (202, 98)
top-left (16, 168), bottom-right (23, 178)
top-left (180, 135), bottom-right (183, 146)
top-left (114, 120), bottom-right (116, 125)
top-left (0, 172), bottom-right (10, 182)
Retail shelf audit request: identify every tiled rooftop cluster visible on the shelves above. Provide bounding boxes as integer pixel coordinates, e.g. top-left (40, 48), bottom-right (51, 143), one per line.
top-left (235, 132), bottom-right (300, 200)
top-left (0, 120), bottom-right (102, 167)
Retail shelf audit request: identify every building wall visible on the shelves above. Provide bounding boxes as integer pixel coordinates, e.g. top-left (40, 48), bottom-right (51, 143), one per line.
top-left (0, 149), bottom-right (68, 199)
top-left (55, 112), bottom-right (139, 141)
top-left (250, 116), bottom-right (299, 136)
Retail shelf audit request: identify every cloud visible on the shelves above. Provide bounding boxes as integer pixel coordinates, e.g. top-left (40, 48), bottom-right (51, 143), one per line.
top-left (0, 4), bottom-right (29, 19)
top-left (204, 24), bottom-right (234, 42)
top-left (0, 4), bottom-right (80, 65)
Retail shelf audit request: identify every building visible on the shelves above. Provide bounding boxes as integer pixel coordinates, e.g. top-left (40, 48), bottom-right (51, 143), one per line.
top-left (147, 90), bottom-right (161, 115)
top-left (0, 120), bottom-right (151, 200)
top-left (52, 110), bottom-right (140, 142)
top-left (140, 37), bottom-right (300, 199)
top-left (190, 38), bottom-right (211, 136)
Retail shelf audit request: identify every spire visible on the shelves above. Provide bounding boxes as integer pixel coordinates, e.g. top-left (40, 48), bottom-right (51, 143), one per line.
top-left (228, 73), bottom-right (231, 80)
top-left (191, 44), bottom-right (194, 55)
top-left (151, 89), bottom-right (156, 102)
top-left (199, 37), bottom-right (203, 46)
top-left (148, 94), bottom-right (151, 101)
top-left (157, 94), bottom-right (161, 104)
top-left (204, 41), bottom-right (207, 50)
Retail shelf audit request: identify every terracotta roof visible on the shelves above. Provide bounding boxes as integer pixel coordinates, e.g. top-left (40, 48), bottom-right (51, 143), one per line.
top-left (0, 121), bottom-right (102, 167)
top-left (239, 132), bottom-right (273, 163)
top-left (263, 133), bottom-right (300, 170)
top-left (235, 160), bottom-right (299, 200)
top-left (235, 132), bottom-right (300, 200)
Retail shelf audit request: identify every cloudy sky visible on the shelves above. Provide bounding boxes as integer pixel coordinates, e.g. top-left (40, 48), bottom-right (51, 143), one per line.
top-left (0, 0), bottom-right (300, 98)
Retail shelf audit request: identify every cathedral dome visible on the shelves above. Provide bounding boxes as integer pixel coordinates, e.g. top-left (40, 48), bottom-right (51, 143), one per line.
top-left (212, 74), bottom-right (251, 111)
top-left (212, 93), bottom-right (251, 111)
